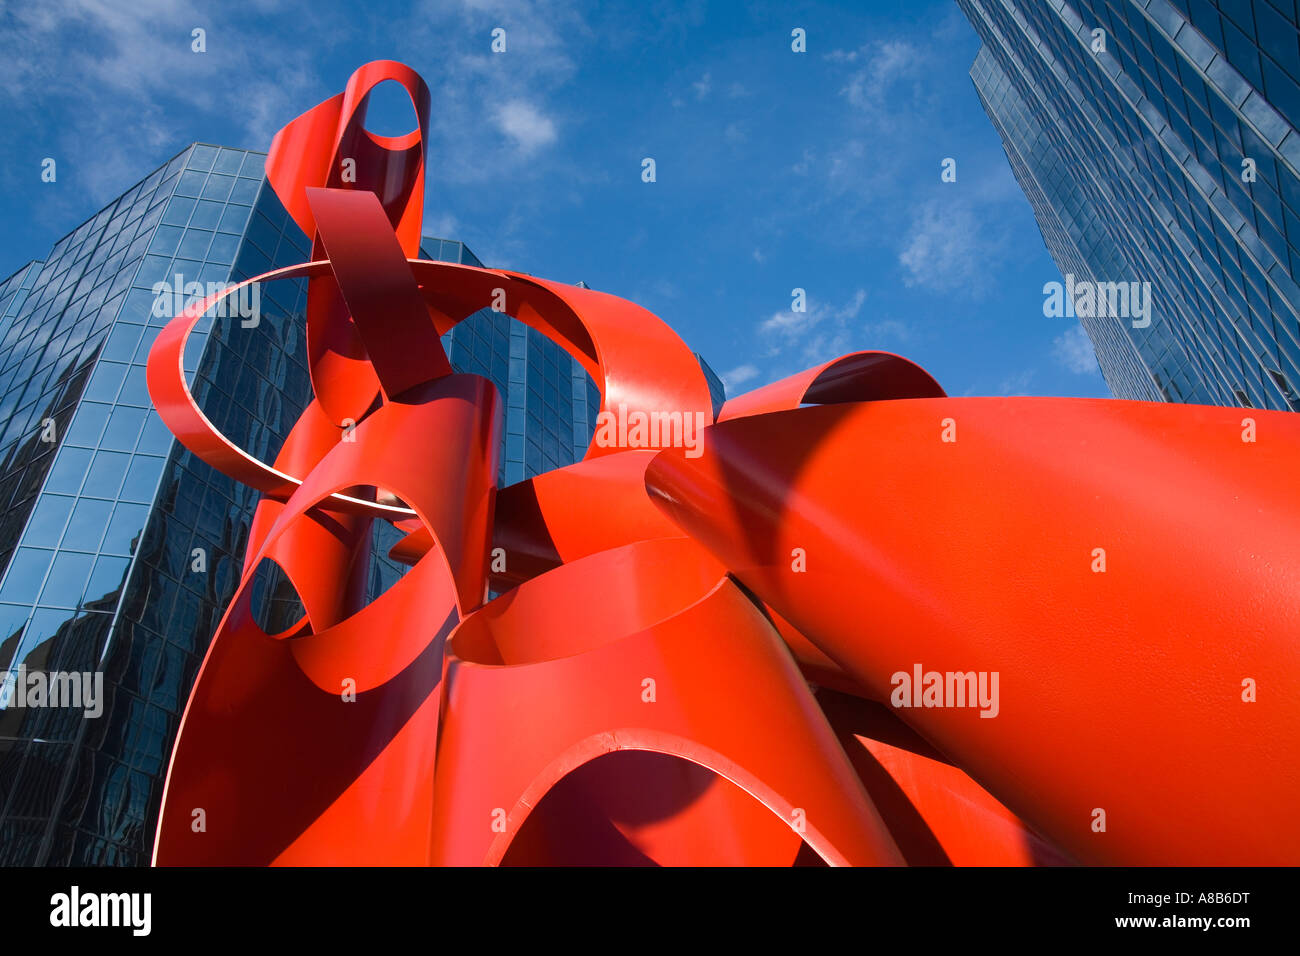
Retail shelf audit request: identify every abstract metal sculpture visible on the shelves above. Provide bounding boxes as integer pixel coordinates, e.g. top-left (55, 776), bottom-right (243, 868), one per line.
top-left (149, 61), bottom-right (1300, 866)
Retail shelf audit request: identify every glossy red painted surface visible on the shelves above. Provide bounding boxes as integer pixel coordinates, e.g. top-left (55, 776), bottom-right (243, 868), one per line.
top-left (149, 61), bottom-right (1300, 866)
top-left (644, 397), bottom-right (1300, 865)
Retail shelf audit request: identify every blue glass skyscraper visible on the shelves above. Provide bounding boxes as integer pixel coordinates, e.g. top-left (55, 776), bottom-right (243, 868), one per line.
top-left (424, 240), bottom-right (604, 488)
top-left (960, 0), bottom-right (1300, 410)
top-left (0, 142), bottom-right (721, 865)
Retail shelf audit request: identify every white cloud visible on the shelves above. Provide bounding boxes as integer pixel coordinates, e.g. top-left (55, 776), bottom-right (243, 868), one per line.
top-left (494, 100), bottom-right (557, 154)
top-left (802, 31), bottom-right (953, 215)
top-left (0, 0), bottom-right (323, 202)
top-left (898, 199), bottom-right (1003, 296)
top-left (861, 319), bottom-right (911, 345)
top-left (409, 0), bottom-right (582, 186)
top-left (840, 288), bottom-right (867, 319)
top-left (1052, 325), bottom-right (1100, 374)
top-left (758, 289), bottom-right (869, 365)
top-left (425, 212), bottom-right (460, 239)
top-left (720, 364), bottom-right (759, 390)
top-left (0, 0), bottom-right (585, 272)
top-left (761, 310), bottom-right (813, 336)
top-left (998, 369), bottom-right (1036, 396)
top-left (826, 140), bottom-right (866, 184)
top-left (692, 72), bottom-right (712, 99)
top-left (840, 40), bottom-right (929, 129)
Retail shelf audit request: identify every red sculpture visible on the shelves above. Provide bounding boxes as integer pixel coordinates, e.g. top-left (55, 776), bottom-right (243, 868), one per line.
top-left (149, 61), bottom-right (1300, 866)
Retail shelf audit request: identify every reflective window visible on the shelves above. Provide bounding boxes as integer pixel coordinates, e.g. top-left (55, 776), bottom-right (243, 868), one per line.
top-left (0, 547), bottom-right (54, 603)
top-left (24, 494), bottom-right (74, 548)
top-left (63, 497), bottom-right (114, 551)
top-left (39, 551), bottom-right (95, 607)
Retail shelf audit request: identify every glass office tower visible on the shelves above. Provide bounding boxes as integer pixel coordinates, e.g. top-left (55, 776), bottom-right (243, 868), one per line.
top-left (425, 241), bottom-right (604, 489)
top-left (0, 143), bottom-right (717, 865)
top-left (431, 264), bottom-right (726, 486)
top-left (959, 0), bottom-right (1300, 410)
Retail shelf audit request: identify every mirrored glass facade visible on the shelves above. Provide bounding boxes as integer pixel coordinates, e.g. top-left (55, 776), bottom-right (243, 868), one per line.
top-left (960, 0), bottom-right (1300, 409)
top-left (0, 143), bottom-right (311, 866)
top-left (0, 142), bottom-right (722, 866)
top-left (420, 241), bottom-right (605, 488)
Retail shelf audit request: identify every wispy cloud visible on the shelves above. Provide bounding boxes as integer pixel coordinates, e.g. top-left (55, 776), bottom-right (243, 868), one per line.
top-left (494, 100), bottom-right (558, 154)
top-left (396, 0), bottom-right (590, 265)
top-left (1052, 325), bottom-right (1100, 374)
top-left (779, 25), bottom-right (1012, 261)
top-left (839, 39), bottom-right (932, 131)
top-left (0, 0), bottom-right (325, 203)
top-left (998, 368), bottom-right (1037, 395)
top-left (861, 319), bottom-right (911, 346)
top-left (720, 364), bottom-right (759, 390)
top-left (758, 289), bottom-right (868, 365)
top-left (0, 0), bottom-right (587, 272)
top-left (409, 0), bottom-right (583, 183)
top-left (425, 212), bottom-right (460, 239)
top-left (898, 198), bottom-right (1006, 297)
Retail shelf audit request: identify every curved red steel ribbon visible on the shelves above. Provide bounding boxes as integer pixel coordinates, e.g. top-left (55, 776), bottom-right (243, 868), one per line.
top-left (147, 58), bottom-right (1300, 867)
top-left (305, 186), bottom-right (452, 396)
top-left (719, 349), bottom-right (945, 421)
top-left (644, 397), bottom-right (1300, 865)
top-left (267, 59), bottom-right (429, 257)
top-left (434, 537), bottom-right (903, 866)
top-left (267, 60), bottom-right (432, 426)
top-left (145, 262), bottom-right (414, 520)
top-left (154, 374), bottom-right (496, 865)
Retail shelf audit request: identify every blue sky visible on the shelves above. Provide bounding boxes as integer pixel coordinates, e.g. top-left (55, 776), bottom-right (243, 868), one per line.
top-left (0, 0), bottom-right (1107, 400)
